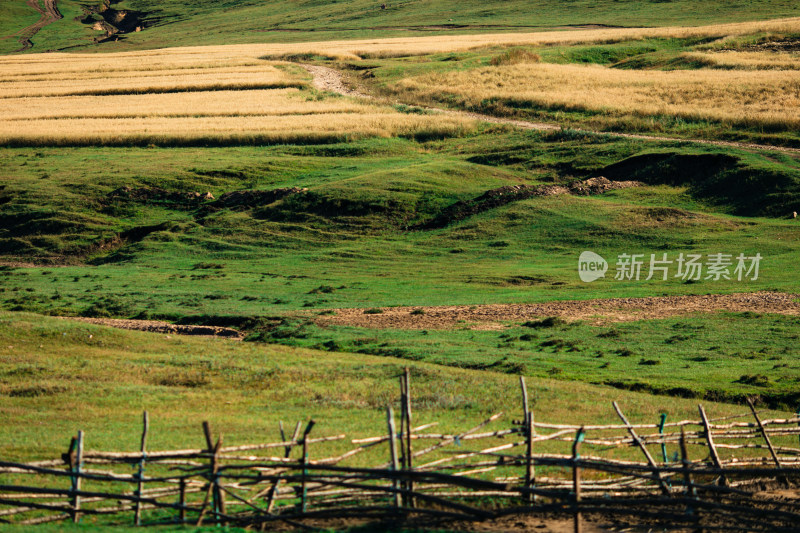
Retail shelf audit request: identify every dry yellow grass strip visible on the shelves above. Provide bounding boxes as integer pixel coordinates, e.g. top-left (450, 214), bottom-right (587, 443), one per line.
top-left (0, 89), bottom-right (377, 121)
top-left (681, 50), bottom-right (800, 70)
top-left (0, 113), bottom-right (474, 146)
top-left (391, 62), bottom-right (800, 129)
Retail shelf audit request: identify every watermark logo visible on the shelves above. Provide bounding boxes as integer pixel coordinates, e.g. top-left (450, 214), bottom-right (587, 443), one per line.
top-left (578, 251), bottom-right (608, 282)
top-left (578, 251), bottom-right (762, 282)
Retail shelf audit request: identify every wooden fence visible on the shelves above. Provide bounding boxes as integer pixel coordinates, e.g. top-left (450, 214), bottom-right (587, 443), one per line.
top-left (1, 369), bottom-right (799, 531)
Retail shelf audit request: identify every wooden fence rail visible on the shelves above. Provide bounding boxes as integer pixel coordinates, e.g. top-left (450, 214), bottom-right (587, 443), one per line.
top-left (1, 370), bottom-right (798, 530)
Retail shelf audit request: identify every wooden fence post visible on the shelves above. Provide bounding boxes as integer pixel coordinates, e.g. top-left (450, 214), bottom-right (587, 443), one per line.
top-left (214, 436), bottom-right (225, 523)
top-left (520, 376), bottom-right (529, 428)
top-left (198, 422), bottom-right (223, 525)
top-left (135, 411), bottom-right (149, 526)
top-left (698, 404), bottom-right (726, 486)
top-left (386, 406), bottom-right (401, 509)
top-left (525, 411), bottom-right (535, 504)
top-left (266, 421), bottom-right (301, 514)
top-left (658, 413), bottom-right (668, 464)
top-left (572, 427), bottom-right (585, 533)
top-left (72, 430), bottom-right (84, 524)
top-left (402, 368), bottom-right (415, 508)
top-left (300, 420), bottom-right (316, 514)
top-left (747, 398), bottom-right (782, 468)
top-left (64, 436), bottom-right (76, 522)
top-left (679, 428), bottom-right (696, 497)
top-left (179, 478), bottom-right (187, 523)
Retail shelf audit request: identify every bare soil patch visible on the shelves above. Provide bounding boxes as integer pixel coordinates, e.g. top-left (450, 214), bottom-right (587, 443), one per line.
top-left (314, 292), bottom-right (800, 330)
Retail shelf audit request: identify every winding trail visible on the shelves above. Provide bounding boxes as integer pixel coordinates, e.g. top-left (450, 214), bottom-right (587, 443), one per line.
top-left (7, 0), bottom-right (62, 52)
top-left (302, 64), bottom-right (800, 154)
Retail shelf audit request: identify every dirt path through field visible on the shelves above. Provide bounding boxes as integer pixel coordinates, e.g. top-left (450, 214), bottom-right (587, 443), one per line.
top-left (6, 0), bottom-right (62, 52)
top-left (314, 291), bottom-right (800, 330)
top-left (301, 64), bottom-right (800, 154)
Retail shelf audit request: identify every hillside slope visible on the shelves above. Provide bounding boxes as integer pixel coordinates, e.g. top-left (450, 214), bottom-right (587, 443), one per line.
top-left (2, 0), bottom-right (800, 53)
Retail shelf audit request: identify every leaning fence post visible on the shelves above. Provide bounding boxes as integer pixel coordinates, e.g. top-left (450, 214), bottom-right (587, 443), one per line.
top-left (135, 411), bottom-right (149, 526)
top-left (572, 427), bottom-right (585, 533)
top-left (386, 406), bottom-right (401, 509)
top-left (613, 401), bottom-right (671, 495)
top-left (747, 398), bottom-right (783, 468)
top-left (698, 404), bottom-right (726, 486)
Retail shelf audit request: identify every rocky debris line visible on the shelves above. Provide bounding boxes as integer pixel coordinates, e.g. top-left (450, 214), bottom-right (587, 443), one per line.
top-left (215, 187), bottom-right (308, 209)
top-left (418, 177), bottom-right (641, 229)
top-left (65, 317), bottom-right (244, 338)
top-left (108, 186), bottom-right (214, 206)
top-left (569, 176), bottom-right (642, 195)
top-left (315, 292), bottom-right (800, 330)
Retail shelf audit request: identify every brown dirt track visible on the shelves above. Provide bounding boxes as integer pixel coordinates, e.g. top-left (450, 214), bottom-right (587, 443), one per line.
top-left (7, 0), bottom-right (62, 52)
top-left (314, 291), bottom-right (800, 330)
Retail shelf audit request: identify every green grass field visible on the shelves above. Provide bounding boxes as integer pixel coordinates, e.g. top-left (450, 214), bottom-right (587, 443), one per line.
top-left (2, 129), bottom-right (798, 406)
top-left (5, 310), bottom-right (770, 462)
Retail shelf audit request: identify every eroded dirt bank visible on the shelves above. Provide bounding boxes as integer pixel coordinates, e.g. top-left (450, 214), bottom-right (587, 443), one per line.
top-left (62, 317), bottom-right (244, 338)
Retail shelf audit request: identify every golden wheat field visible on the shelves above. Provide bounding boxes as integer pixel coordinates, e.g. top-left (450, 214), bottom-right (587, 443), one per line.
top-left (0, 17), bottom-right (798, 144)
top-left (0, 52), bottom-right (472, 145)
top-left (392, 62), bottom-right (800, 129)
